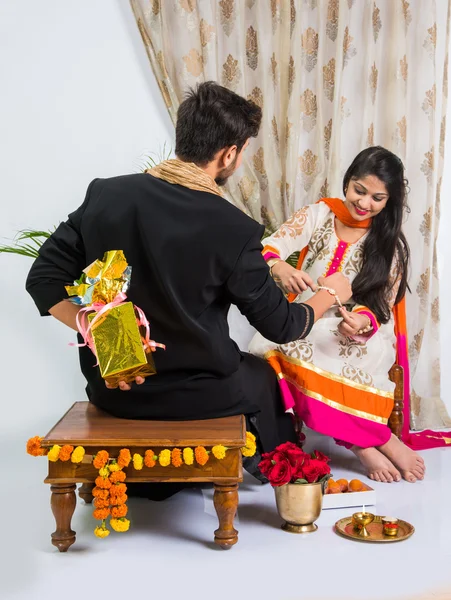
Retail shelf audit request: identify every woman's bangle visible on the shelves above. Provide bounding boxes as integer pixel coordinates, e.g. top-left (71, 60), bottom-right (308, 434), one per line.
top-left (316, 285), bottom-right (343, 308)
top-left (356, 316), bottom-right (373, 335)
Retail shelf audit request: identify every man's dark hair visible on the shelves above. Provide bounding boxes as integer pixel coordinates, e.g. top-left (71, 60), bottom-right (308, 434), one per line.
top-left (175, 81), bottom-right (262, 165)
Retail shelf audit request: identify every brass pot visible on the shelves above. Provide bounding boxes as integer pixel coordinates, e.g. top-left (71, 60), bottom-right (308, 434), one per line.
top-left (274, 482), bottom-right (323, 534)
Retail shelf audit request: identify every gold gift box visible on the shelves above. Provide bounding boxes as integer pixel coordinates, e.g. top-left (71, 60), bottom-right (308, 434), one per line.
top-left (89, 301), bottom-right (156, 386)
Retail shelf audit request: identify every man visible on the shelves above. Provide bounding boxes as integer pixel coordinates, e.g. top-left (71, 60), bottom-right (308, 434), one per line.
top-left (26, 82), bottom-right (351, 485)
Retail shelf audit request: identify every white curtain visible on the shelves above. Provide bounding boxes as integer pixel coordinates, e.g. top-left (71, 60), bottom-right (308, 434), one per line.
top-left (131, 0), bottom-right (451, 431)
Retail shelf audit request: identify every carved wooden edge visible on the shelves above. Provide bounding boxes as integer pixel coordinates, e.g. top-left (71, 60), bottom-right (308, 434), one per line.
top-left (50, 483), bottom-right (77, 552)
top-left (213, 483), bottom-right (239, 550)
top-left (388, 364), bottom-right (404, 439)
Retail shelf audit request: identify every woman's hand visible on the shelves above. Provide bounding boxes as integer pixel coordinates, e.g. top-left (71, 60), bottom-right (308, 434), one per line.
top-left (105, 376), bottom-right (145, 391)
top-left (337, 308), bottom-right (371, 337)
top-left (271, 261), bottom-right (316, 295)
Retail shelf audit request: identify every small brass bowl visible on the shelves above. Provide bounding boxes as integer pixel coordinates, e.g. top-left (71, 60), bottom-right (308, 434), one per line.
top-left (352, 512), bottom-right (375, 537)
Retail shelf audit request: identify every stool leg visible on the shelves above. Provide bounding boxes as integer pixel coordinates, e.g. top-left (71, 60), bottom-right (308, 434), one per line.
top-left (79, 483), bottom-right (94, 504)
top-left (50, 483), bottom-right (76, 552)
top-left (213, 483), bottom-right (239, 549)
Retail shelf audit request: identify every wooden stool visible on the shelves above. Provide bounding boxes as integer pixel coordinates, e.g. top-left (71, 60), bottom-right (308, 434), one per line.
top-left (42, 402), bottom-right (245, 552)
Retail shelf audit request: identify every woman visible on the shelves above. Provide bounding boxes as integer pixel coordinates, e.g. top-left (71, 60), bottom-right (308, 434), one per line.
top-left (250, 146), bottom-right (425, 483)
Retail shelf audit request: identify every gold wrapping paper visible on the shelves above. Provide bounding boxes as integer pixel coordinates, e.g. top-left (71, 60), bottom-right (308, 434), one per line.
top-left (89, 302), bottom-right (156, 386)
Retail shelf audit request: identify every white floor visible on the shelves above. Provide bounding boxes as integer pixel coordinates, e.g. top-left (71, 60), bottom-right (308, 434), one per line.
top-left (4, 431), bottom-right (451, 600)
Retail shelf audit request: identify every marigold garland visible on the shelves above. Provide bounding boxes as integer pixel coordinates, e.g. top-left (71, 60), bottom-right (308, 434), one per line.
top-left (93, 507), bottom-right (110, 520)
top-left (212, 444), bottom-right (227, 460)
top-left (195, 446), bottom-right (209, 466)
top-left (95, 475), bottom-right (112, 489)
top-left (117, 449), bottom-right (131, 468)
top-left (93, 450), bottom-right (109, 469)
top-left (159, 449), bottom-right (171, 467)
top-left (110, 518), bottom-right (130, 532)
top-left (27, 429), bottom-right (258, 541)
top-left (109, 470), bottom-right (126, 483)
top-left (171, 448), bottom-right (183, 467)
top-left (183, 447), bottom-right (194, 465)
top-left (94, 525), bottom-right (110, 538)
top-left (47, 444), bottom-right (61, 462)
top-left (71, 446), bottom-right (85, 463)
top-left (144, 449), bottom-right (157, 468)
top-left (111, 504), bottom-right (128, 518)
top-left (59, 445), bottom-right (74, 462)
top-left (133, 453), bottom-right (144, 471)
top-left (26, 436), bottom-right (46, 457)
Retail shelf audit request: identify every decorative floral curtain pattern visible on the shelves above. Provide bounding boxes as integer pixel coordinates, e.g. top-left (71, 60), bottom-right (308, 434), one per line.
top-left (130, 0), bottom-right (451, 432)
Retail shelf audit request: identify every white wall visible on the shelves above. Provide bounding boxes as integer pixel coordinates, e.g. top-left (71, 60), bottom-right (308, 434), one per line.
top-left (1, 0), bottom-right (450, 444)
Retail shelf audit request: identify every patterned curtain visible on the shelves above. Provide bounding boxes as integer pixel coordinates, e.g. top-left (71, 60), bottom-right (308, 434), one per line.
top-left (130, 0), bottom-right (451, 432)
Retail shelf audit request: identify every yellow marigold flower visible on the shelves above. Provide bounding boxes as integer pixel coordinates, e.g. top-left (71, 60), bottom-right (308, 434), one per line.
top-left (241, 442), bottom-right (257, 458)
top-left (246, 431), bottom-right (256, 444)
top-left (26, 436), bottom-right (46, 457)
top-left (212, 445), bottom-right (227, 460)
top-left (94, 525), bottom-right (110, 538)
top-left (110, 518), bottom-right (130, 533)
top-left (108, 462), bottom-right (120, 472)
top-left (183, 448), bottom-right (194, 465)
top-left (71, 446), bottom-right (85, 463)
top-left (159, 449), bottom-right (171, 467)
top-left (195, 446), bottom-right (209, 466)
top-left (133, 453), bottom-right (144, 470)
top-left (171, 448), bottom-right (183, 467)
top-left (47, 444), bottom-right (61, 462)
top-left (144, 449), bottom-right (157, 468)
top-left (98, 466), bottom-right (110, 477)
top-left (117, 448), bottom-right (131, 468)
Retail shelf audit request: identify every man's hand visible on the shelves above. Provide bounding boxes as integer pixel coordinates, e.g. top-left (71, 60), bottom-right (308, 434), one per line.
top-left (337, 308), bottom-right (371, 337)
top-left (105, 376), bottom-right (145, 391)
top-left (318, 272), bottom-right (353, 304)
top-left (271, 261), bottom-right (317, 295)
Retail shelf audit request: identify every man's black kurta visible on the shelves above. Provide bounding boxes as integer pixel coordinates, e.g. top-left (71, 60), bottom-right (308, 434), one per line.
top-left (26, 174), bottom-right (313, 450)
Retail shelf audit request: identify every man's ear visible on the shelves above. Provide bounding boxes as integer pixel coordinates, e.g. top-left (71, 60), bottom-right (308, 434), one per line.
top-left (220, 145), bottom-right (237, 168)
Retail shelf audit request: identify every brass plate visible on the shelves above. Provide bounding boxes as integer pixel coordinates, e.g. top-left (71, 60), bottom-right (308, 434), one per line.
top-left (334, 515), bottom-right (415, 543)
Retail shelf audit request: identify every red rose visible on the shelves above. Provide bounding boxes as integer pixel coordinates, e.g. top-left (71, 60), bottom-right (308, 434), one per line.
top-left (258, 457), bottom-right (274, 477)
top-left (274, 442), bottom-right (306, 468)
top-left (302, 459), bottom-right (331, 483)
top-left (268, 460), bottom-right (292, 486)
top-left (311, 450), bottom-right (331, 463)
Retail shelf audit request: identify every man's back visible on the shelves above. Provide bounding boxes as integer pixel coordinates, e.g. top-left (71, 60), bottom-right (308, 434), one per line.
top-left (26, 173), bottom-right (281, 419)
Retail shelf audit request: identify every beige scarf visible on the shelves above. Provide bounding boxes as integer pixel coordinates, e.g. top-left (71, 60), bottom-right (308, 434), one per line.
top-left (147, 159), bottom-right (223, 197)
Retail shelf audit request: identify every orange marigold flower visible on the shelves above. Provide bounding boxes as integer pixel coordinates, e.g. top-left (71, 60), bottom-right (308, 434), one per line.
top-left (93, 497), bottom-right (110, 509)
top-left (59, 445), bottom-right (74, 462)
top-left (93, 507), bottom-right (110, 520)
top-left (26, 436), bottom-right (46, 457)
top-left (110, 493), bottom-right (128, 506)
top-left (95, 476), bottom-right (112, 489)
top-left (111, 504), bottom-right (128, 518)
top-left (109, 470), bottom-right (126, 483)
top-left (195, 446), bottom-right (209, 466)
top-left (93, 450), bottom-right (109, 469)
top-left (109, 483), bottom-right (127, 496)
top-left (117, 448), bottom-right (131, 468)
top-left (92, 487), bottom-right (109, 500)
top-left (144, 449), bottom-right (157, 468)
top-left (171, 448), bottom-right (183, 467)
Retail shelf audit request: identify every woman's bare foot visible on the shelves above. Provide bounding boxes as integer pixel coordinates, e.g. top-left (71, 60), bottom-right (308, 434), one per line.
top-left (378, 434), bottom-right (425, 482)
top-left (351, 446), bottom-right (401, 483)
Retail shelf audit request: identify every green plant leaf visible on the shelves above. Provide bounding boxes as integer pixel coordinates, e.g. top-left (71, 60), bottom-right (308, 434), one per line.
top-left (294, 478), bottom-right (308, 484)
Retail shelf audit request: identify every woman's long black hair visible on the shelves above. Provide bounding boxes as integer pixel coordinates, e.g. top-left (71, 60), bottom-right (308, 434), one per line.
top-left (343, 146), bottom-right (410, 324)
